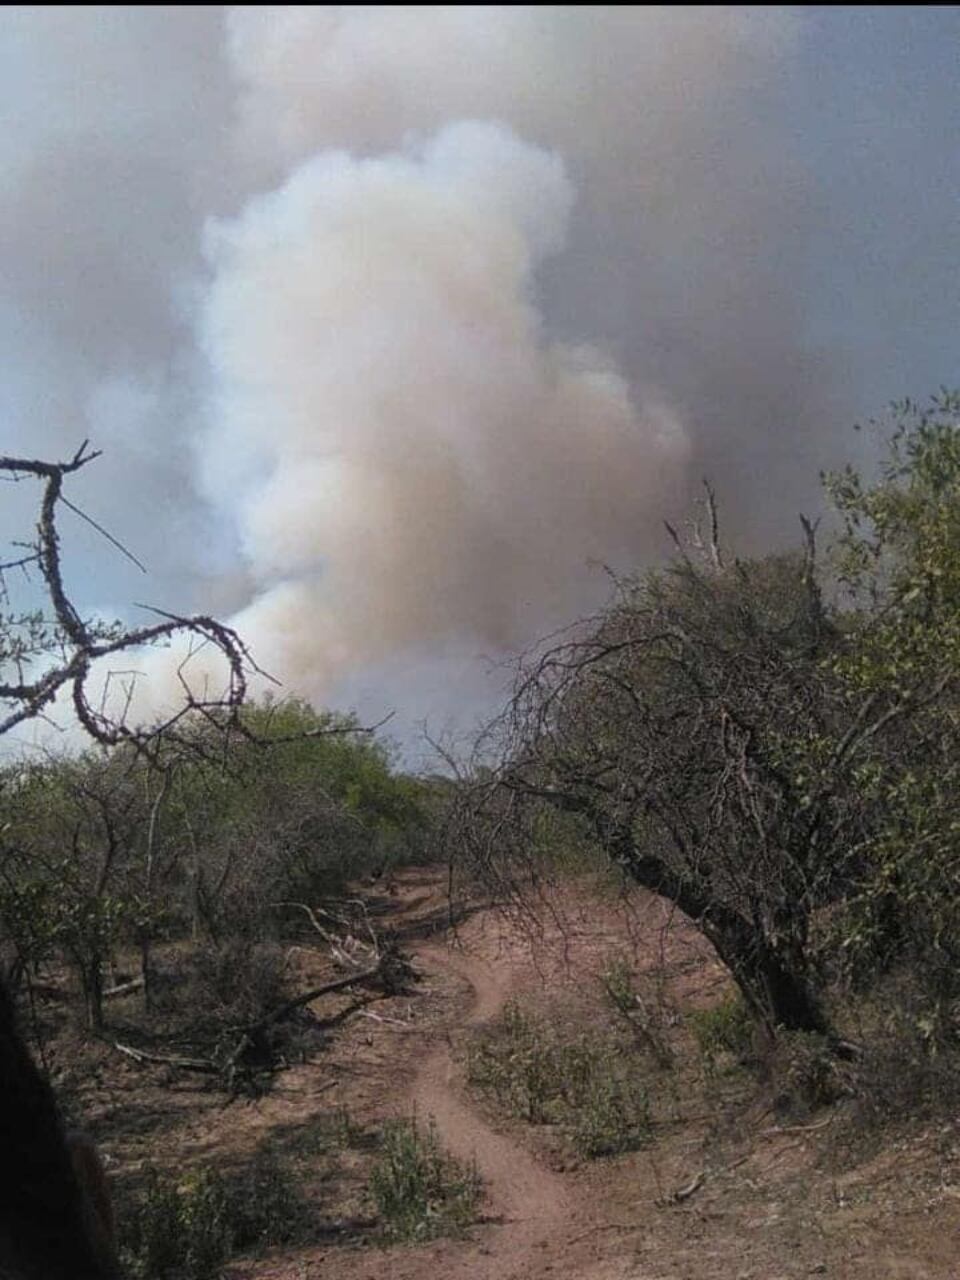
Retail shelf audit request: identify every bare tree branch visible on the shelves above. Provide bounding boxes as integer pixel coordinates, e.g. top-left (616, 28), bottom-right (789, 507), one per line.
top-left (0, 447), bottom-right (282, 758)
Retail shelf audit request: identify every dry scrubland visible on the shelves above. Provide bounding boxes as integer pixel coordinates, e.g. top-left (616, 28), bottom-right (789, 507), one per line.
top-left (26, 866), bottom-right (960, 1280)
top-left (8, 397), bottom-right (960, 1278)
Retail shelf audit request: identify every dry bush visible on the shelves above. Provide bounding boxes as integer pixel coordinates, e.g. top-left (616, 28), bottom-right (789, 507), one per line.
top-left (185, 941), bottom-right (288, 1028)
top-left (467, 999), bottom-right (651, 1158)
top-left (844, 969), bottom-right (960, 1129)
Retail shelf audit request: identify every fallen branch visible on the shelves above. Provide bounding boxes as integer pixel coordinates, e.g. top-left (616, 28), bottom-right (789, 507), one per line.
top-left (759, 1117), bottom-right (833, 1138)
top-left (252, 964), bottom-right (383, 1029)
top-left (274, 899), bottom-right (383, 970)
top-left (358, 1009), bottom-right (416, 1029)
top-left (112, 1041), bottom-right (219, 1073)
top-left (109, 971), bottom-right (382, 1084)
top-left (103, 977), bottom-right (145, 1000)
top-left (114, 939), bottom-right (417, 1094)
top-left (273, 901), bottom-right (340, 946)
top-left (219, 950), bottom-right (416, 1092)
top-left (314, 1214), bottom-right (378, 1237)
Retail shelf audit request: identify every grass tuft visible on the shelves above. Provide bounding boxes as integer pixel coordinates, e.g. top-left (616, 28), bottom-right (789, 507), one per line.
top-left (368, 1113), bottom-right (482, 1242)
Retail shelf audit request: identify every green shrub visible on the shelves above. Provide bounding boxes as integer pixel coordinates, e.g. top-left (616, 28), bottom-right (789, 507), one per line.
top-left (227, 1148), bottom-right (306, 1249)
top-left (122, 1167), bottom-right (232, 1280)
top-left (122, 1170), bottom-right (185, 1279)
top-left (467, 1001), bottom-right (562, 1123)
top-left (571, 1070), bottom-right (651, 1158)
top-left (850, 995), bottom-right (960, 1128)
top-left (467, 1000), bottom-right (651, 1157)
top-left (368, 1114), bottom-right (482, 1242)
top-left (688, 994), bottom-right (755, 1076)
top-left (600, 956), bottom-right (675, 1068)
top-left (120, 1150), bottom-right (309, 1280)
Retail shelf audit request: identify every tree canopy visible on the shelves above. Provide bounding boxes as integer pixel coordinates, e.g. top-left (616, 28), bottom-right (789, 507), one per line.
top-left (457, 393), bottom-right (960, 1052)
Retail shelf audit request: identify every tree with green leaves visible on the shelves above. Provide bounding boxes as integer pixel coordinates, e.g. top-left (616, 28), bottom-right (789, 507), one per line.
top-left (459, 398), bottom-right (960, 1052)
top-left (458, 526), bottom-right (859, 1044)
top-left (0, 440), bottom-right (251, 1280)
top-left (0, 753), bottom-right (144, 1030)
top-left (821, 392), bottom-right (960, 1026)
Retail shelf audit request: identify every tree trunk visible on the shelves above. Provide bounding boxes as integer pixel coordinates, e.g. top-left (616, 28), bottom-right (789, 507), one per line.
top-left (191, 864), bottom-right (205, 942)
top-left (609, 817), bottom-right (833, 1038)
top-left (618, 837), bottom-right (830, 1035)
top-left (711, 931), bottom-right (830, 1038)
top-left (533, 792), bottom-right (839, 1048)
top-left (81, 958), bottom-right (104, 1033)
top-left (138, 934), bottom-right (153, 1016)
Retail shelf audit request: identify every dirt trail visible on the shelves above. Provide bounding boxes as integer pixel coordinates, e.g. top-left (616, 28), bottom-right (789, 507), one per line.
top-left (174, 871), bottom-right (960, 1280)
top-left (408, 936), bottom-right (575, 1279)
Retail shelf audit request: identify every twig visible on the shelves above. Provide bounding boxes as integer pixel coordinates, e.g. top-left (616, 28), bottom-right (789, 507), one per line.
top-left (759, 1117), bottom-right (832, 1137)
top-left (673, 1171), bottom-right (705, 1203)
top-left (721, 1152), bottom-right (751, 1174)
top-left (358, 1010), bottom-right (415, 1029)
top-left (102, 977), bottom-right (145, 1000)
top-left (566, 1222), bottom-right (639, 1246)
top-left (60, 495), bottom-right (147, 573)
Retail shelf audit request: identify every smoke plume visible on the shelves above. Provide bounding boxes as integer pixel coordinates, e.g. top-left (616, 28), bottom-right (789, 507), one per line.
top-left (0, 7), bottom-right (954, 736)
top-left (195, 6), bottom-right (810, 716)
top-left (198, 121), bottom-right (687, 700)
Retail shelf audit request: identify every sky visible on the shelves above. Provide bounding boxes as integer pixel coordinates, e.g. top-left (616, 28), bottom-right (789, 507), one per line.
top-left (0, 6), bottom-right (957, 755)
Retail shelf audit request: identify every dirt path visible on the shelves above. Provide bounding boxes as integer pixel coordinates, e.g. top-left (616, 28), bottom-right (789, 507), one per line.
top-left (227, 871), bottom-right (960, 1280)
top-left (407, 937), bottom-right (576, 1280)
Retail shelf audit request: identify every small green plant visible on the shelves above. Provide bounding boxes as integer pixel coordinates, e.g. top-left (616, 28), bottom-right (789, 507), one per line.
top-left (848, 976), bottom-right (960, 1128)
top-left (467, 1000), bottom-right (651, 1157)
top-left (467, 1000), bottom-right (564, 1123)
top-left (572, 1070), bottom-right (651, 1158)
top-left (121, 1170), bottom-right (184, 1279)
top-left (600, 956), bottom-right (675, 1069)
top-left (122, 1167), bottom-right (232, 1280)
top-left (600, 957), bottom-right (636, 1018)
top-left (324, 1103), bottom-right (366, 1149)
top-left (688, 993), bottom-right (755, 1077)
top-left (228, 1147), bottom-right (306, 1249)
top-left (178, 1169), bottom-right (234, 1278)
top-left (120, 1151), bottom-right (309, 1280)
top-left (368, 1114), bottom-right (482, 1242)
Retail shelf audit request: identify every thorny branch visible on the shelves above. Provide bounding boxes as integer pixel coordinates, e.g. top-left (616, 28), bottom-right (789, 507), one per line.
top-left (0, 443), bottom-right (262, 753)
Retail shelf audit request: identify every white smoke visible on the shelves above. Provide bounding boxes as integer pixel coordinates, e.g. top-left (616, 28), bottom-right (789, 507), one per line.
top-left (225, 6), bottom-right (798, 176)
top-left (7, 7), bottom-right (951, 738)
top-left (197, 121), bottom-right (688, 702)
top-left (196, 4), bottom-right (813, 715)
